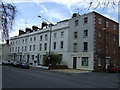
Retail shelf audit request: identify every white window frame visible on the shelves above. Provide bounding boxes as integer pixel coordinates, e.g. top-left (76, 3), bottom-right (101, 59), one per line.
top-left (98, 18), bottom-right (102, 24)
top-left (98, 57), bottom-right (102, 66)
top-left (82, 57), bottom-right (89, 66)
top-left (113, 24), bottom-right (116, 30)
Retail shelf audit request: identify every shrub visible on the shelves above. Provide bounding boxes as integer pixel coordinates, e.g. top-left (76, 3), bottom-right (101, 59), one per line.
top-left (43, 53), bottom-right (61, 66)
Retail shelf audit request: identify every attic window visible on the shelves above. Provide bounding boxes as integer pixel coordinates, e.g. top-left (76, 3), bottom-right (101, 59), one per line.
top-left (84, 17), bottom-right (88, 24)
top-left (75, 20), bottom-right (79, 26)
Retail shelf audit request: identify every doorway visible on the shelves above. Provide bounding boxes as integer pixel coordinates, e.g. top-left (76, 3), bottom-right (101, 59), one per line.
top-left (73, 57), bottom-right (77, 69)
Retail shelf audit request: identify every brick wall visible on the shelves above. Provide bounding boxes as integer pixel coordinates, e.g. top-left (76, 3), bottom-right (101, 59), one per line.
top-left (94, 12), bottom-right (119, 71)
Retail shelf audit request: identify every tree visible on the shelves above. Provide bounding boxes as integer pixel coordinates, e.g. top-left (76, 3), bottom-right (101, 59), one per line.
top-left (75, 0), bottom-right (119, 13)
top-left (0, 1), bottom-right (17, 42)
top-left (43, 53), bottom-right (61, 66)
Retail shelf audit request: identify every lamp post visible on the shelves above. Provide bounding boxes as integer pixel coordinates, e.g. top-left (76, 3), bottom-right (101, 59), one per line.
top-left (38, 16), bottom-right (53, 62)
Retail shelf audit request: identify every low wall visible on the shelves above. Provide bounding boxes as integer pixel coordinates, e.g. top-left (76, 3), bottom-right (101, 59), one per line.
top-left (49, 65), bottom-right (68, 69)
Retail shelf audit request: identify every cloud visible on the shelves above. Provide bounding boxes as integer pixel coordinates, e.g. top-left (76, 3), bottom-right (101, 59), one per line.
top-left (3, 0), bottom-right (119, 37)
top-left (4, 0), bottom-right (119, 8)
top-left (39, 4), bottom-right (68, 22)
top-left (9, 20), bottom-right (36, 37)
top-left (2, 0), bottom-right (33, 3)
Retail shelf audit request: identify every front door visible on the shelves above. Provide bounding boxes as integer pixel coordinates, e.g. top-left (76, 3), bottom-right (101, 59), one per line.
top-left (27, 55), bottom-right (29, 63)
top-left (73, 57), bottom-right (77, 69)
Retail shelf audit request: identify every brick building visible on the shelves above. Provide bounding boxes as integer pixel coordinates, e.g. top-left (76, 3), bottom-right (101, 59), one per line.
top-left (94, 12), bottom-right (119, 71)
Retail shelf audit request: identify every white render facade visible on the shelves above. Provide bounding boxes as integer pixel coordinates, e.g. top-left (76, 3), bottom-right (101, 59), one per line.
top-left (9, 12), bottom-right (95, 70)
top-left (0, 44), bottom-right (2, 61)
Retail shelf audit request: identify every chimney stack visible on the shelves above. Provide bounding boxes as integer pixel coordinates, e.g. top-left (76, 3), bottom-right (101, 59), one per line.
top-left (25, 28), bottom-right (32, 33)
top-left (41, 21), bottom-right (48, 29)
top-left (19, 30), bottom-right (25, 35)
top-left (32, 25), bottom-right (38, 31)
top-left (72, 13), bottom-right (80, 18)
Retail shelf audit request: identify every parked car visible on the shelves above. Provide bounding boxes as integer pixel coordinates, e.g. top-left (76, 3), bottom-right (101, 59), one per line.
top-left (13, 61), bottom-right (20, 67)
top-left (19, 62), bottom-right (29, 69)
top-left (108, 66), bottom-right (120, 73)
top-left (8, 61), bottom-right (14, 66)
top-left (2, 60), bottom-right (10, 65)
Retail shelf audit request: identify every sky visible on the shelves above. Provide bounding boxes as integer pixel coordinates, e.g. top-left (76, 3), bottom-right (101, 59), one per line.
top-left (1, 0), bottom-right (119, 37)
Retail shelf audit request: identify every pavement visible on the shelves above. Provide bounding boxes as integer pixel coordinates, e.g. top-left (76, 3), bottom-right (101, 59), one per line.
top-left (49, 69), bottom-right (92, 74)
top-left (29, 66), bottom-right (92, 74)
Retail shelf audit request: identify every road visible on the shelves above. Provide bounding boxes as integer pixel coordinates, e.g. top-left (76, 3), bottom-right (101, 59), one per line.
top-left (2, 66), bottom-right (119, 88)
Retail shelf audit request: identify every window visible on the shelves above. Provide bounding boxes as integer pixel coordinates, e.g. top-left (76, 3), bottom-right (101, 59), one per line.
top-left (15, 47), bottom-right (17, 52)
top-left (16, 41), bottom-right (17, 45)
top-left (53, 42), bottom-right (56, 49)
top-left (34, 37), bottom-right (36, 41)
top-left (22, 39), bottom-right (24, 44)
top-left (98, 18), bottom-right (102, 24)
top-left (45, 34), bottom-right (48, 40)
top-left (106, 32), bottom-right (108, 39)
top-left (32, 55), bottom-right (34, 60)
top-left (75, 20), bottom-right (79, 26)
top-left (113, 36), bottom-right (116, 41)
top-left (25, 39), bottom-right (27, 43)
top-left (39, 44), bottom-right (42, 51)
top-left (82, 57), bottom-right (88, 66)
top-left (84, 17), bottom-right (88, 24)
top-left (97, 45), bottom-right (101, 52)
top-left (0, 55), bottom-right (1, 59)
top-left (73, 43), bottom-right (77, 52)
top-left (18, 47), bottom-right (20, 52)
top-left (61, 31), bottom-right (64, 37)
top-left (74, 32), bottom-right (78, 39)
top-left (12, 47), bottom-right (14, 52)
top-left (113, 47), bottom-right (116, 54)
top-left (29, 45), bottom-right (32, 51)
top-left (113, 24), bottom-right (116, 30)
top-left (54, 33), bottom-right (57, 38)
top-left (19, 40), bottom-right (20, 44)
top-left (33, 45), bottom-right (35, 51)
top-left (98, 58), bottom-right (102, 66)
top-left (83, 30), bottom-right (88, 38)
top-left (30, 38), bottom-right (32, 41)
top-left (98, 31), bottom-right (101, 38)
top-left (83, 42), bottom-right (88, 52)
top-left (60, 41), bottom-right (64, 49)
top-left (22, 47), bottom-right (24, 52)
top-left (25, 46), bottom-right (27, 52)
top-left (106, 49), bottom-right (108, 53)
top-left (105, 21), bottom-right (109, 28)
top-left (40, 35), bottom-right (42, 41)
top-left (44, 43), bottom-right (47, 51)
top-left (10, 48), bottom-right (11, 52)
top-left (106, 45), bottom-right (108, 49)
top-left (58, 54), bottom-right (63, 64)
top-left (13, 41), bottom-right (14, 45)
top-left (10, 41), bottom-right (12, 45)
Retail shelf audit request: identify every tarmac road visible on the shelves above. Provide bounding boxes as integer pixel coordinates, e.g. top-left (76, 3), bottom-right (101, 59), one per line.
top-left (2, 65), bottom-right (119, 88)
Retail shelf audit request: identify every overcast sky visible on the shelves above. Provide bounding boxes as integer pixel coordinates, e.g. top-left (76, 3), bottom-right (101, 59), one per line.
top-left (2, 0), bottom-right (119, 37)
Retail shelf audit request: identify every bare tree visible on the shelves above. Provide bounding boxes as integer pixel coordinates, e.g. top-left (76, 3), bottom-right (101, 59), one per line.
top-left (87, 0), bottom-right (119, 10)
top-left (0, 1), bottom-right (17, 42)
top-left (76, 0), bottom-right (119, 13)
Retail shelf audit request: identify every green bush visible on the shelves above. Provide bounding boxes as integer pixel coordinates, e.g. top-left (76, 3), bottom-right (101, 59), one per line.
top-left (43, 53), bottom-right (61, 66)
